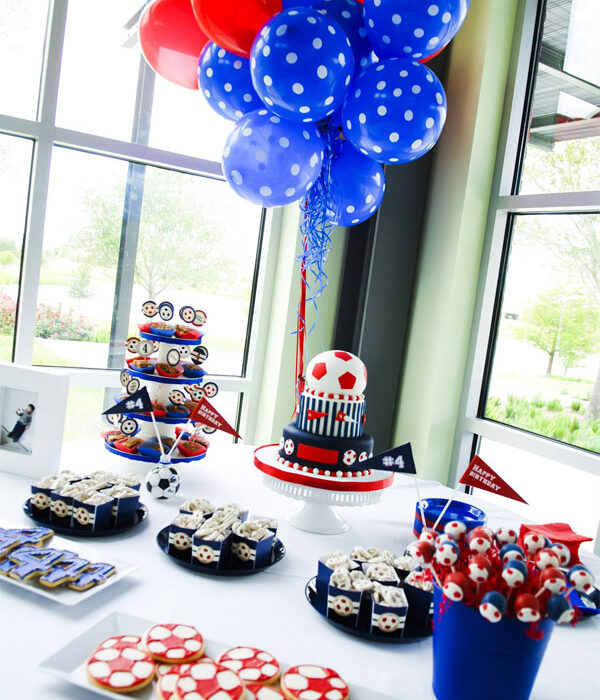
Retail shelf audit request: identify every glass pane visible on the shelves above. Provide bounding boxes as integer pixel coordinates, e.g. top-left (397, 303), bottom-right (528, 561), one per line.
top-left (149, 73), bottom-right (232, 162)
top-left (476, 437), bottom-right (598, 553)
top-left (34, 148), bottom-right (263, 374)
top-left (484, 213), bottom-right (600, 455)
top-left (519, 0), bottom-right (600, 194)
top-left (0, 0), bottom-right (48, 119)
top-left (0, 134), bottom-right (32, 361)
top-left (56, 0), bottom-right (142, 140)
top-left (33, 148), bottom-right (127, 368)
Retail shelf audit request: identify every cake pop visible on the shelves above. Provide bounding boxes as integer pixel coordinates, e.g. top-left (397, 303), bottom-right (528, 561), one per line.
top-left (502, 560), bottom-right (528, 588)
top-left (534, 548), bottom-right (560, 571)
top-left (546, 595), bottom-right (575, 625)
top-left (567, 565), bottom-right (595, 595)
top-left (495, 526), bottom-right (518, 547)
top-left (419, 529), bottom-right (436, 545)
top-left (500, 543), bottom-right (526, 565)
top-left (514, 593), bottom-right (541, 623)
top-left (444, 520), bottom-right (467, 540)
top-left (468, 531), bottom-right (492, 556)
top-left (468, 555), bottom-right (492, 586)
top-left (538, 567), bottom-right (566, 595)
top-left (407, 540), bottom-right (435, 566)
top-left (479, 591), bottom-right (507, 623)
top-left (434, 533), bottom-right (456, 548)
top-left (442, 572), bottom-right (471, 602)
top-left (522, 532), bottom-right (546, 558)
top-left (435, 541), bottom-right (460, 568)
top-left (471, 526), bottom-right (494, 541)
top-left (549, 542), bottom-right (571, 567)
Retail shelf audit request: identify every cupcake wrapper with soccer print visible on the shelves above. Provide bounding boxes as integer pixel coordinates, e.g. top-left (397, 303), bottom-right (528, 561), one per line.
top-left (191, 532), bottom-right (232, 569)
top-left (370, 599), bottom-right (408, 638)
top-left (326, 584), bottom-right (363, 629)
top-left (29, 485), bottom-right (54, 519)
top-left (71, 498), bottom-right (113, 532)
top-left (49, 492), bottom-right (76, 528)
top-left (231, 532), bottom-right (274, 569)
top-left (168, 524), bottom-right (196, 562)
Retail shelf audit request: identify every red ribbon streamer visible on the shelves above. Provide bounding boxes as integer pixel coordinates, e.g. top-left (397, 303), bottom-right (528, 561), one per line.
top-left (294, 251), bottom-right (307, 416)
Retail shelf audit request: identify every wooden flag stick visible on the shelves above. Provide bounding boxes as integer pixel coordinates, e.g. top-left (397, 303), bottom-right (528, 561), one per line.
top-left (432, 482), bottom-right (461, 533)
top-left (149, 411), bottom-right (165, 456)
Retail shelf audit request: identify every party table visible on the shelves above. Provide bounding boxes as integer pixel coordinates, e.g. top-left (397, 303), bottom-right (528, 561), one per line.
top-left (0, 441), bottom-right (598, 699)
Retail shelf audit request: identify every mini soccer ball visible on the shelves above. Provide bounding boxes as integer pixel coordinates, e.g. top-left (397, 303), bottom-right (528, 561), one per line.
top-left (145, 465), bottom-right (180, 500)
top-left (305, 350), bottom-right (367, 395)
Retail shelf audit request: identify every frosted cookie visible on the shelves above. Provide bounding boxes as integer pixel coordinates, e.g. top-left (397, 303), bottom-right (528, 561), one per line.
top-left (6, 527), bottom-right (54, 547)
top-left (144, 624), bottom-right (204, 663)
top-left (95, 635), bottom-right (143, 651)
top-left (217, 646), bottom-right (280, 685)
top-left (281, 665), bottom-right (349, 700)
top-left (86, 644), bottom-right (155, 694)
top-left (68, 562), bottom-right (116, 591)
top-left (38, 552), bottom-right (90, 588)
top-left (8, 546), bottom-right (65, 581)
top-left (246, 683), bottom-right (286, 700)
top-left (174, 660), bottom-right (245, 699)
top-left (0, 530), bottom-right (22, 560)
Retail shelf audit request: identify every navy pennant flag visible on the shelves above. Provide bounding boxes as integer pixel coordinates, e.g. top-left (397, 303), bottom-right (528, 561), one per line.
top-left (359, 442), bottom-right (417, 474)
top-left (103, 387), bottom-right (153, 416)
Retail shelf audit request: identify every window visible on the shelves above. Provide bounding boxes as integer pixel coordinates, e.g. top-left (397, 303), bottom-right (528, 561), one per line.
top-left (455, 0), bottom-right (600, 549)
top-left (0, 1), bottom-right (276, 443)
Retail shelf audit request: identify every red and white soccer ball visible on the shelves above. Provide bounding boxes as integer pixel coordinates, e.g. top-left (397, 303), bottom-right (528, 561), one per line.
top-left (306, 350), bottom-right (367, 396)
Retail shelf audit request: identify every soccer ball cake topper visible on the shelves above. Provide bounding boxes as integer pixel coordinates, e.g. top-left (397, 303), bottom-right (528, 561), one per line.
top-left (305, 350), bottom-right (367, 396)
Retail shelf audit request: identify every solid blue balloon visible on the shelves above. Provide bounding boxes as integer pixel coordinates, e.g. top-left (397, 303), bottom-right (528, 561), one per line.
top-left (327, 141), bottom-right (385, 226)
top-left (282, 0), bottom-right (372, 73)
top-left (364, 0), bottom-right (470, 60)
top-left (222, 109), bottom-right (324, 207)
top-left (198, 43), bottom-right (262, 121)
top-left (250, 7), bottom-right (355, 122)
top-left (342, 58), bottom-right (447, 164)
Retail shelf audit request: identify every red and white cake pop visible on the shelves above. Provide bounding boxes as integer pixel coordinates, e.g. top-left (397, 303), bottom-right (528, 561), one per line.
top-left (539, 567), bottom-right (567, 595)
top-left (444, 520), bottom-right (467, 539)
top-left (568, 565), bottom-right (595, 594)
top-left (435, 542), bottom-right (460, 568)
top-left (549, 542), bottom-right (571, 567)
top-left (419, 529), bottom-right (436, 545)
top-left (500, 543), bottom-right (526, 565)
top-left (407, 540), bottom-right (435, 566)
top-left (468, 532), bottom-right (492, 556)
top-left (175, 661), bottom-right (245, 700)
top-left (522, 532), bottom-right (545, 557)
top-left (479, 591), bottom-right (507, 623)
top-left (144, 623), bottom-right (204, 663)
top-left (514, 593), bottom-right (541, 623)
top-left (534, 548), bottom-right (560, 571)
top-left (470, 526), bottom-right (493, 542)
top-left (495, 526), bottom-right (518, 547)
top-left (467, 555), bottom-right (492, 584)
top-left (502, 560), bottom-right (528, 588)
top-left (86, 644), bottom-right (155, 693)
top-left (442, 572), bottom-right (471, 601)
top-left (281, 665), bottom-right (349, 700)
top-left (217, 646), bottom-right (280, 685)
top-left (434, 533), bottom-right (456, 548)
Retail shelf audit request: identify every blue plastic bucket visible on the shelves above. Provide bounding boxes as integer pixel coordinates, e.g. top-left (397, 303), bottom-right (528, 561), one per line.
top-left (432, 587), bottom-right (554, 700)
top-left (413, 498), bottom-right (487, 536)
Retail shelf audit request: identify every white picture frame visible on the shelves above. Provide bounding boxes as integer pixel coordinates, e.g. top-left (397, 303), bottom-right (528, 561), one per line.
top-left (0, 362), bottom-right (70, 478)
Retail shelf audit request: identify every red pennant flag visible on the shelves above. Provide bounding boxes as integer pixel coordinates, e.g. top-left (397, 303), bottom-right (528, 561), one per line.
top-left (306, 409), bottom-right (329, 421)
top-left (459, 455), bottom-right (528, 504)
top-left (189, 396), bottom-right (241, 439)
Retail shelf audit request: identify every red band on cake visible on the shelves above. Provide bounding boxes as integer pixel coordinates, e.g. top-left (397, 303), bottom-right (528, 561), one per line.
top-left (297, 444), bottom-right (339, 465)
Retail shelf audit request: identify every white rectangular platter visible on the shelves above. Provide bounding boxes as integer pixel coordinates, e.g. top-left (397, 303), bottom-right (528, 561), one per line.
top-left (0, 534), bottom-right (138, 606)
top-left (40, 611), bottom-right (394, 700)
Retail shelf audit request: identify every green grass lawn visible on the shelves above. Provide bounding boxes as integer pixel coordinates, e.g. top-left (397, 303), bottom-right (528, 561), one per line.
top-left (1, 334), bottom-right (75, 365)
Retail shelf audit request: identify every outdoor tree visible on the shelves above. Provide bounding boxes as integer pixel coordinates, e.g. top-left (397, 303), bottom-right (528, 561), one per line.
top-left (515, 288), bottom-right (600, 376)
top-left (520, 135), bottom-right (600, 417)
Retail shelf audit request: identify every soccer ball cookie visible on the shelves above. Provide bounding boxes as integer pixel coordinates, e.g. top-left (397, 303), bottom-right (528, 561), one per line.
top-left (144, 623), bottom-right (204, 663)
top-left (86, 644), bottom-right (155, 694)
top-left (174, 660), bottom-right (245, 699)
top-left (246, 684), bottom-right (286, 700)
top-left (217, 646), bottom-right (280, 685)
top-left (281, 665), bottom-right (349, 700)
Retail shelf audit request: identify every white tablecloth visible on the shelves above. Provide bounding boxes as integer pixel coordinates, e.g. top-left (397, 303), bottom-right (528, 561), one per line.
top-left (0, 442), bottom-right (598, 699)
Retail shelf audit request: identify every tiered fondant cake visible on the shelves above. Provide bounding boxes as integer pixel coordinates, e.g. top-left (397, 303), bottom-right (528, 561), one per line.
top-left (277, 351), bottom-right (374, 478)
top-left (102, 301), bottom-right (215, 464)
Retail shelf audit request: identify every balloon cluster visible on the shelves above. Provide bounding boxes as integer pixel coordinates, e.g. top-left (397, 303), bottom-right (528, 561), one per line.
top-left (406, 522), bottom-right (595, 626)
top-left (139, 0), bottom-right (470, 224)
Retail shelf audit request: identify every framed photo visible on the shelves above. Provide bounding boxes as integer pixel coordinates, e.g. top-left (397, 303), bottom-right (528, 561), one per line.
top-left (0, 362), bottom-right (70, 478)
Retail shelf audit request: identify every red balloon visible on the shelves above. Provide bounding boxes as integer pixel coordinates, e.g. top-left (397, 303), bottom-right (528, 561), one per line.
top-left (191, 0), bottom-right (282, 58)
top-left (139, 0), bottom-right (209, 90)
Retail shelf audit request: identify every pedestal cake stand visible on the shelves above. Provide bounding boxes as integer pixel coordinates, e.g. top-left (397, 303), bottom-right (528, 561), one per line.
top-left (254, 444), bottom-right (394, 534)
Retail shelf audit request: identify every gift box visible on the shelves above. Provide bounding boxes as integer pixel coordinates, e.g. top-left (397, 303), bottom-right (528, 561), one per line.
top-left (29, 484), bottom-right (54, 520)
top-left (403, 579), bottom-right (434, 629)
top-left (326, 583), bottom-right (363, 628)
top-left (71, 493), bottom-right (113, 531)
top-left (316, 555), bottom-right (359, 598)
top-left (231, 530), bottom-right (274, 569)
top-left (370, 587), bottom-right (408, 638)
top-left (191, 531), bottom-right (232, 569)
top-left (101, 486), bottom-right (140, 528)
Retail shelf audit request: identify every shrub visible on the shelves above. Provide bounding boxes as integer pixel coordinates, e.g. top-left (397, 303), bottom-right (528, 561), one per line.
top-left (532, 394), bottom-right (545, 408)
top-left (0, 292), bottom-right (16, 334)
top-left (570, 400), bottom-right (582, 413)
top-left (68, 266), bottom-right (94, 299)
top-left (546, 398), bottom-right (563, 412)
top-left (35, 303), bottom-right (96, 342)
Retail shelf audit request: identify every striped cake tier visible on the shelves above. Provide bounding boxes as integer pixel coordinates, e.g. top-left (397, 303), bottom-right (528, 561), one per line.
top-left (278, 422), bottom-right (374, 472)
top-left (296, 389), bottom-right (366, 439)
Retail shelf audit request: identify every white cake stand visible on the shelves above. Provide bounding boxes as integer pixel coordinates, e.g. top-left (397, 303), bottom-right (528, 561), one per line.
top-left (254, 444), bottom-right (394, 535)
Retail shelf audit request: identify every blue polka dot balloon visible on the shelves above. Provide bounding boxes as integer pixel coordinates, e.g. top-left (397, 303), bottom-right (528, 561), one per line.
top-left (222, 109), bottom-right (324, 207)
top-left (282, 0), bottom-right (373, 74)
top-left (250, 7), bottom-right (355, 122)
top-left (198, 43), bottom-right (262, 121)
top-left (328, 141), bottom-right (385, 225)
top-left (342, 58), bottom-right (447, 164)
top-left (364, 0), bottom-right (470, 60)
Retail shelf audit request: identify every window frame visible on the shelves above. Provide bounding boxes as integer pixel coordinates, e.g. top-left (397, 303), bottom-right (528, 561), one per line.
top-left (452, 0), bottom-right (600, 498)
top-left (0, 0), bottom-right (280, 442)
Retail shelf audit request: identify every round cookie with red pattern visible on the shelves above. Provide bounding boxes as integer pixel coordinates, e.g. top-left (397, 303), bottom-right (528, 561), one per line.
top-left (144, 623), bottom-right (204, 663)
top-left (246, 683), bottom-right (286, 700)
top-left (94, 635), bottom-right (142, 652)
top-left (217, 646), bottom-right (280, 685)
top-left (174, 660), bottom-right (245, 699)
top-left (156, 663), bottom-right (193, 700)
top-left (86, 645), bottom-right (155, 694)
top-left (281, 665), bottom-right (349, 700)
